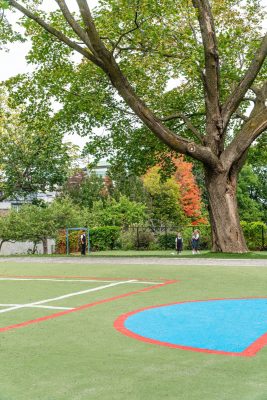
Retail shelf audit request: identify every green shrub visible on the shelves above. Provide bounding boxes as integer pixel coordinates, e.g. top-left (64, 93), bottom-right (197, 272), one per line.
top-left (90, 226), bottom-right (121, 251)
top-left (241, 221), bottom-right (267, 250)
top-left (56, 230), bottom-right (83, 254)
top-left (134, 230), bottom-right (155, 249)
top-left (119, 229), bottom-right (155, 250)
top-left (119, 230), bottom-right (136, 250)
top-left (157, 232), bottom-right (177, 249)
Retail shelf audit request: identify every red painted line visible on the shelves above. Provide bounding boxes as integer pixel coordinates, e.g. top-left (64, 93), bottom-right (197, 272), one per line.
top-left (0, 274), bottom-right (169, 282)
top-left (114, 297), bottom-right (267, 357)
top-left (243, 332), bottom-right (267, 357)
top-left (0, 280), bottom-right (177, 333)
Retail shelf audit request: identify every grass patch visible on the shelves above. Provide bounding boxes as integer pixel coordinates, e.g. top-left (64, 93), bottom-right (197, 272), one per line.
top-left (3, 249), bottom-right (267, 259)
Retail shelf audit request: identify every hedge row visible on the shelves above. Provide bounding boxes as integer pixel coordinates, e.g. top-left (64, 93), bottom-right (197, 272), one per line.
top-left (55, 222), bottom-right (267, 253)
top-left (56, 227), bottom-right (121, 253)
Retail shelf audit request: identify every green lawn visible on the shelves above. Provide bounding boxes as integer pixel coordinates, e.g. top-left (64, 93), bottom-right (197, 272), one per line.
top-left (3, 249), bottom-right (267, 258)
top-left (80, 249), bottom-right (267, 258)
top-left (0, 260), bottom-right (267, 399)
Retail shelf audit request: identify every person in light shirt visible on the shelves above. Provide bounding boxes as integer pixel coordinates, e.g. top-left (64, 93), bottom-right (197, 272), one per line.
top-left (191, 229), bottom-right (200, 254)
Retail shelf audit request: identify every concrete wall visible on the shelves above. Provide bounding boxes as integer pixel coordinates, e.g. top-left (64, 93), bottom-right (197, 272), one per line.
top-left (0, 239), bottom-right (56, 255)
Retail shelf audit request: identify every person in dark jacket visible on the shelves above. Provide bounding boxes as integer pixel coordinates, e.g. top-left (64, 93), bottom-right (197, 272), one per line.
top-left (175, 232), bottom-right (183, 255)
top-left (80, 231), bottom-right (86, 255)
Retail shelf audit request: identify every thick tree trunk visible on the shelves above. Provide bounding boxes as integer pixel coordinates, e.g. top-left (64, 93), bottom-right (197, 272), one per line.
top-left (205, 168), bottom-right (248, 253)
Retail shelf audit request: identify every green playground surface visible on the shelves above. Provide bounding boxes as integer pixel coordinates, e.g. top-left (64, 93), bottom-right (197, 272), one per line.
top-left (0, 259), bottom-right (267, 400)
top-left (8, 249), bottom-right (267, 258)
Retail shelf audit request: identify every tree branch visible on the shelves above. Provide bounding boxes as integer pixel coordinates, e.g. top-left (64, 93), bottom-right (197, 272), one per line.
top-left (55, 0), bottom-right (95, 54)
top-left (112, 11), bottom-right (140, 53)
top-left (192, 0), bottom-right (222, 142)
top-left (161, 112), bottom-right (203, 142)
top-left (222, 33), bottom-right (267, 127)
top-left (8, 0), bottom-right (101, 66)
top-left (221, 107), bottom-right (267, 169)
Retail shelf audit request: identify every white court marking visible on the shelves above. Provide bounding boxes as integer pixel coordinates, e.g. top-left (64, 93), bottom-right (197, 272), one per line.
top-left (0, 304), bottom-right (72, 310)
top-left (0, 278), bottom-right (161, 285)
top-left (0, 280), bottom-right (136, 314)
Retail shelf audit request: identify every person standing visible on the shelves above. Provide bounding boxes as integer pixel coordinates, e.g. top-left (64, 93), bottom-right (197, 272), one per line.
top-left (175, 232), bottom-right (183, 255)
top-left (191, 229), bottom-right (200, 254)
top-left (80, 231), bottom-right (86, 255)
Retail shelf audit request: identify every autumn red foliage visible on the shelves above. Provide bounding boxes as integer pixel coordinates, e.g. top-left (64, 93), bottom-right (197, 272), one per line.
top-left (173, 156), bottom-right (207, 224)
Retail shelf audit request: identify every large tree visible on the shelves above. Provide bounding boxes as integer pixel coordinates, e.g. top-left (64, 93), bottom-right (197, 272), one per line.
top-left (2, 0), bottom-right (267, 252)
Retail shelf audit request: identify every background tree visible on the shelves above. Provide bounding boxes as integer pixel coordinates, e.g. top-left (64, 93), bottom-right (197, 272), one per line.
top-left (62, 170), bottom-right (107, 208)
top-left (143, 166), bottom-right (186, 228)
top-left (173, 156), bottom-right (207, 224)
top-left (0, 205), bottom-right (56, 254)
top-left (0, 89), bottom-right (73, 200)
top-left (49, 196), bottom-right (86, 228)
top-left (88, 195), bottom-right (147, 227)
top-left (2, 0), bottom-right (267, 252)
top-left (237, 164), bottom-right (266, 222)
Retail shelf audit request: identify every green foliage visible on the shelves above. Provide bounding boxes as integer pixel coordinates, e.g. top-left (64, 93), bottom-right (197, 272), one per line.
top-left (62, 172), bottom-right (107, 209)
top-left (157, 232), bottom-right (177, 250)
top-left (118, 230), bottom-right (135, 250)
top-left (0, 204), bottom-right (56, 253)
top-left (0, 1), bottom-right (9, 9)
top-left (143, 166), bottom-right (186, 226)
top-left (90, 226), bottom-right (120, 251)
top-left (49, 196), bottom-right (85, 229)
top-left (0, 90), bottom-right (73, 200)
top-left (118, 228), bottom-right (156, 250)
top-left (89, 196), bottom-right (147, 227)
top-left (241, 221), bottom-right (267, 250)
top-left (237, 164), bottom-right (265, 222)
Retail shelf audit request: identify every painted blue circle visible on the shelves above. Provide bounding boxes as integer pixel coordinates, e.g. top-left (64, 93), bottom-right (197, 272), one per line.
top-left (124, 299), bottom-right (267, 353)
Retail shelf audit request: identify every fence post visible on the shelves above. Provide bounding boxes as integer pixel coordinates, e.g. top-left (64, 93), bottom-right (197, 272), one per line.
top-left (165, 226), bottom-right (167, 250)
top-left (136, 226), bottom-right (140, 249)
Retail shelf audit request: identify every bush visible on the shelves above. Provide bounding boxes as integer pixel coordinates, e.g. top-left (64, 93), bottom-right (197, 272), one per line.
top-left (56, 229), bottom-right (83, 254)
top-left (90, 226), bottom-right (121, 251)
top-left (134, 229), bottom-right (155, 249)
top-left (157, 232), bottom-right (177, 249)
top-left (241, 221), bottom-right (267, 250)
top-left (119, 228), bottom-right (155, 250)
top-left (119, 230), bottom-right (136, 250)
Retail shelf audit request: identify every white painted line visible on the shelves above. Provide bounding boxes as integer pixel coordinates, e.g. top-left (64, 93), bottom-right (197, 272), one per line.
top-left (0, 280), bottom-right (136, 314)
top-left (0, 304), bottom-right (72, 310)
top-left (0, 278), bottom-right (161, 284)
